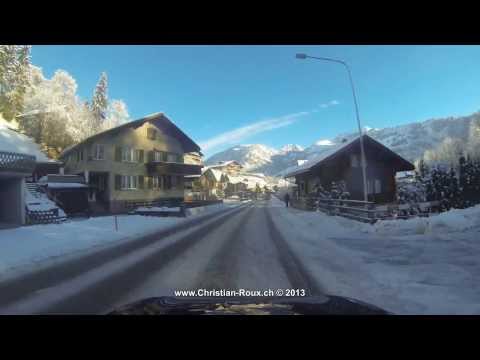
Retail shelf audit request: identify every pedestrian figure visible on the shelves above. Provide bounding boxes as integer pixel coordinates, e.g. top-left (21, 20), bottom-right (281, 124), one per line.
top-left (284, 192), bottom-right (290, 207)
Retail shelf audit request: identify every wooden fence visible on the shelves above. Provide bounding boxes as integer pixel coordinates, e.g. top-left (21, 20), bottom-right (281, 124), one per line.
top-left (291, 196), bottom-right (441, 224)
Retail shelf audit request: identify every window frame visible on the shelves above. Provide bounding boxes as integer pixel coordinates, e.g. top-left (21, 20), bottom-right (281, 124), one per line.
top-left (350, 154), bottom-right (359, 168)
top-left (120, 175), bottom-right (138, 190)
top-left (121, 146), bottom-right (136, 163)
top-left (147, 128), bottom-right (157, 140)
top-left (374, 179), bottom-right (382, 194)
top-left (135, 149), bottom-right (143, 163)
top-left (93, 144), bottom-right (105, 160)
top-left (152, 176), bottom-right (160, 189)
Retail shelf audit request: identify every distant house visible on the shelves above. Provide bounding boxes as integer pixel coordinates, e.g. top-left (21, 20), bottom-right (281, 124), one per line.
top-left (224, 174), bottom-right (248, 196)
top-left (283, 134), bottom-right (415, 203)
top-left (205, 160), bottom-right (243, 175)
top-left (199, 168), bottom-right (227, 199)
top-left (224, 172), bottom-right (268, 197)
top-left (59, 113), bottom-right (202, 213)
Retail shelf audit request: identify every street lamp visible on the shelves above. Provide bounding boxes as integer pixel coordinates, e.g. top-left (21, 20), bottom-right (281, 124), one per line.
top-left (295, 53), bottom-right (369, 203)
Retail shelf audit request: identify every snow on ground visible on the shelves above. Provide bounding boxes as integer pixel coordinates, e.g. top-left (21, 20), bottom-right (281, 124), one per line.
top-left (0, 202), bottom-right (242, 283)
top-left (268, 196), bottom-right (480, 314)
top-left (25, 185), bottom-right (66, 216)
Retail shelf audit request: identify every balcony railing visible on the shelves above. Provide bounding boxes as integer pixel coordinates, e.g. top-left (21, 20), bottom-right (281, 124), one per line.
top-left (0, 151), bottom-right (36, 174)
top-left (146, 161), bottom-right (202, 176)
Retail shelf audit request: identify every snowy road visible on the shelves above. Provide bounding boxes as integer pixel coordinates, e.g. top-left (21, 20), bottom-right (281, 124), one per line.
top-left (0, 201), bottom-right (323, 314)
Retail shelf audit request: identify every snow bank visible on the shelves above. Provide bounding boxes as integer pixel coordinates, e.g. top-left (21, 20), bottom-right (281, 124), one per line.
top-left (268, 197), bottom-right (480, 314)
top-left (368, 204), bottom-right (480, 236)
top-left (0, 201), bottom-right (244, 282)
top-left (185, 202), bottom-right (241, 217)
top-left (0, 215), bottom-right (182, 282)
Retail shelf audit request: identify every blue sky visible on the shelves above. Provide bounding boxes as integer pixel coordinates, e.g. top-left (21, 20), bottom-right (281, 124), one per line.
top-left (31, 45), bottom-right (480, 157)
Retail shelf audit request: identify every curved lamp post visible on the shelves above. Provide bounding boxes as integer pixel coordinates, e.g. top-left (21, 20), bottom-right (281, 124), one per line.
top-left (295, 53), bottom-right (369, 202)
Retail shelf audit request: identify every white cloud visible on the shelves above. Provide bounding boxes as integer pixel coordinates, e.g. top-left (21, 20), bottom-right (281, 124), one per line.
top-left (199, 111), bottom-right (310, 152)
top-left (319, 100), bottom-right (340, 109)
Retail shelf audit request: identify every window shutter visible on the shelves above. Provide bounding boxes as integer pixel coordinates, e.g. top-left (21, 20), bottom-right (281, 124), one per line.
top-left (148, 150), bottom-right (154, 162)
top-left (147, 176), bottom-right (153, 189)
top-left (115, 146), bottom-right (122, 162)
top-left (139, 150), bottom-right (144, 163)
top-left (115, 175), bottom-right (122, 190)
top-left (139, 175), bottom-right (144, 189)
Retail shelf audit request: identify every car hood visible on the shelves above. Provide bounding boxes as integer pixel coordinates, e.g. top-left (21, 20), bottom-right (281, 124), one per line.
top-left (109, 295), bottom-right (392, 315)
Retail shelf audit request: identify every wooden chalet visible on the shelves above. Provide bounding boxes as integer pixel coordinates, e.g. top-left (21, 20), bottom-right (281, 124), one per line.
top-left (283, 134), bottom-right (415, 204)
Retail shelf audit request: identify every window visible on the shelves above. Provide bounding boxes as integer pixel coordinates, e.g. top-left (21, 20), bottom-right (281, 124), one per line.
top-left (350, 154), bottom-right (359, 167)
top-left (135, 149), bottom-right (144, 163)
top-left (152, 176), bottom-right (160, 189)
top-left (147, 128), bottom-right (157, 140)
top-left (93, 144), bottom-right (105, 160)
top-left (122, 146), bottom-right (135, 162)
top-left (375, 179), bottom-right (382, 194)
top-left (121, 175), bottom-right (138, 190)
top-left (77, 149), bottom-right (84, 161)
top-left (154, 150), bottom-right (167, 162)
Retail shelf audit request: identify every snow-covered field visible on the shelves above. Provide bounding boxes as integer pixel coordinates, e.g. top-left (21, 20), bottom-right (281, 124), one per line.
top-left (268, 196), bottom-right (480, 314)
top-left (0, 202), bottom-right (241, 283)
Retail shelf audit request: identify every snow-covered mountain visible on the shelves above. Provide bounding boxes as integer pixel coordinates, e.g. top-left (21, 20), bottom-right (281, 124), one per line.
top-left (205, 112), bottom-right (478, 176)
top-left (205, 144), bottom-right (279, 171)
top-left (279, 144), bottom-right (304, 153)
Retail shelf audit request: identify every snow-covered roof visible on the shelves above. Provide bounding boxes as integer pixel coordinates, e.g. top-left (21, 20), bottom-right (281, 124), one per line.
top-left (282, 134), bottom-right (414, 178)
top-left (282, 137), bottom-right (358, 177)
top-left (247, 172), bottom-right (266, 178)
top-left (0, 118), bottom-right (50, 162)
top-left (204, 168), bottom-right (223, 182)
top-left (206, 160), bottom-right (242, 170)
top-left (60, 113), bottom-right (201, 158)
top-left (226, 175), bottom-right (244, 184)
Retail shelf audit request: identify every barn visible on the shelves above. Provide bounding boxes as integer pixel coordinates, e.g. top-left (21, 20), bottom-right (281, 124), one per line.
top-left (283, 134), bottom-right (415, 204)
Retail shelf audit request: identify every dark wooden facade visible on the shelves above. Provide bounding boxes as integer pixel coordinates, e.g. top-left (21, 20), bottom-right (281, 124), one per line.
top-left (287, 135), bottom-right (415, 204)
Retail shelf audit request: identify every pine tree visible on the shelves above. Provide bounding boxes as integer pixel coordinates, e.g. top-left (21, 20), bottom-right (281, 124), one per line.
top-left (91, 72), bottom-right (108, 133)
top-left (459, 155), bottom-right (468, 208)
